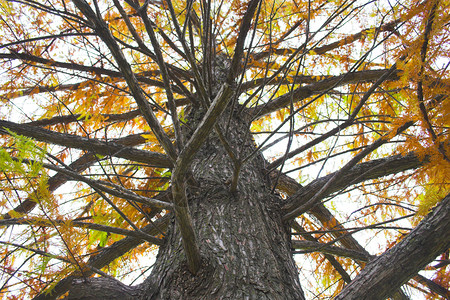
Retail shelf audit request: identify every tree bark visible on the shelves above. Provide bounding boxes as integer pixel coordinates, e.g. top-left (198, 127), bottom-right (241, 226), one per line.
top-left (56, 110), bottom-right (305, 299)
top-left (33, 117), bottom-right (442, 300)
top-left (140, 111), bottom-right (305, 299)
top-left (57, 114), bottom-right (443, 300)
top-left (66, 278), bottom-right (143, 300)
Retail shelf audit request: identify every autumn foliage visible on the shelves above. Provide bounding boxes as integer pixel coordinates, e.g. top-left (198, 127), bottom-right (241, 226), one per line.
top-left (0, 0), bottom-right (449, 299)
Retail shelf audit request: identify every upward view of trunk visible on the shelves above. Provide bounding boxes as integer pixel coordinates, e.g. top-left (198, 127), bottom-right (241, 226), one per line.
top-left (2, 1), bottom-right (449, 299)
top-left (141, 110), bottom-right (305, 299)
top-left (63, 107), bottom-right (306, 300)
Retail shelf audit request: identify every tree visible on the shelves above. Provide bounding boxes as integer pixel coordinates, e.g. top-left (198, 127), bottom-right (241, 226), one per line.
top-left (0, 0), bottom-right (449, 298)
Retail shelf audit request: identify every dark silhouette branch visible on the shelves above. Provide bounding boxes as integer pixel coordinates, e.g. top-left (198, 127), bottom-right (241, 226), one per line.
top-left (0, 132), bottom-right (160, 219)
top-left (25, 109), bottom-right (141, 126)
top-left (292, 240), bottom-right (373, 262)
top-left (71, 0), bottom-right (177, 162)
top-left (0, 119), bottom-right (172, 168)
top-left (227, 0), bottom-right (262, 85)
top-left (249, 69), bottom-right (401, 117)
top-left (251, 18), bottom-right (402, 62)
top-left (0, 217), bottom-right (164, 245)
top-left (283, 150), bottom-right (426, 219)
top-left (291, 222), bottom-right (352, 283)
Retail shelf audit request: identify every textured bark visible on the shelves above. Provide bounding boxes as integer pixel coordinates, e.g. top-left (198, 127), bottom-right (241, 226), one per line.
top-left (28, 110), bottom-right (442, 300)
top-left (24, 114), bottom-right (435, 300)
top-left (45, 122), bottom-right (434, 300)
top-left (46, 111), bottom-right (306, 300)
top-left (140, 111), bottom-right (305, 299)
top-left (66, 278), bottom-right (143, 300)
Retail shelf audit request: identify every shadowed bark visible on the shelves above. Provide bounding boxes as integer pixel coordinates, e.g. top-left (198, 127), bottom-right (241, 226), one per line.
top-left (66, 277), bottom-right (143, 300)
top-left (140, 107), bottom-right (304, 299)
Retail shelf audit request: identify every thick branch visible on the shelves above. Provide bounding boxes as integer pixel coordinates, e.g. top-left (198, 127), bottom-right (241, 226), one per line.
top-left (292, 240), bottom-right (373, 262)
top-left (336, 193), bottom-right (450, 300)
top-left (0, 218), bottom-right (163, 245)
top-left (66, 277), bottom-right (142, 300)
top-left (227, 0), bottom-right (262, 85)
top-left (136, 6), bottom-right (183, 149)
top-left (0, 119), bottom-right (172, 168)
top-left (293, 238), bottom-right (450, 298)
top-left (0, 51), bottom-right (124, 77)
top-left (249, 69), bottom-right (401, 117)
top-left (413, 274), bottom-right (450, 299)
top-left (26, 109), bottom-right (141, 126)
top-left (283, 151), bottom-right (426, 219)
top-left (241, 74), bottom-right (334, 92)
top-left (251, 19), bottom-right (402, 62)
top-left (277, 163), bottom-right (449, 299)
top-left (170, 84), bottom-right (234, 274)
top-left (268, 63), bottom-right (400, 171)
top-left (0, 52), bottom-right (188, 95)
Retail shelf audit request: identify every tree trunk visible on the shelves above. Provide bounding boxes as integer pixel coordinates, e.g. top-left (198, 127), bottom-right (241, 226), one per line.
top-left (139, 110), bottom-right (305, 299)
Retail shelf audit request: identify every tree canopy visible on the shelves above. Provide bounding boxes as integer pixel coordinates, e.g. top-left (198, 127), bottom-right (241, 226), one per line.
top-left (0, 0), bottom-right (449, 299)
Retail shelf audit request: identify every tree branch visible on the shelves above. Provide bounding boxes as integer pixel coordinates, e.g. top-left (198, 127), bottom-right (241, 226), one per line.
top-left (0, 52), bottom-right (189, 95)
top-left (292, 240), bottom-right (373, 262)
top-left (1, 133), bottom-right (156, 219)
top-left (71, 0), bottom-right (177, 162)
top-left (0, 119), bottom-right (172, 168)
top-left (283, 120), bottom-right (413, 221)
top-left (268, 63), bottom-right (399, 170)
top-left (335, 192), bottom-right (450, 300)
top-left (282, 150), bottom-right (426, 219)
top-left (0, 218), bottom-right (164, 245)
top-left (33, 214), bottom-right (170, 300)
top-left (31, 158), bottom-right (173, 210)
top-left (136, 5), bottom-right (183, 150)
top-left (65, 277), bottom-right (143, 300)
top-left (251, 18), bottom-right (402, 62)
top-left (292, 236), bottom-right (450, 299)
top-left (248, 69), bottom-right (401, 118)
top-left (25, 109), bottom-right (141, 126)
top-left (291, 221), bottom-right (352, 283)
top-left (278, 170), bottom-right (449, 299)
top-left (170, 84), bottom-right (234, 274)
top-left (227, 0), bottom-right (262, 85)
